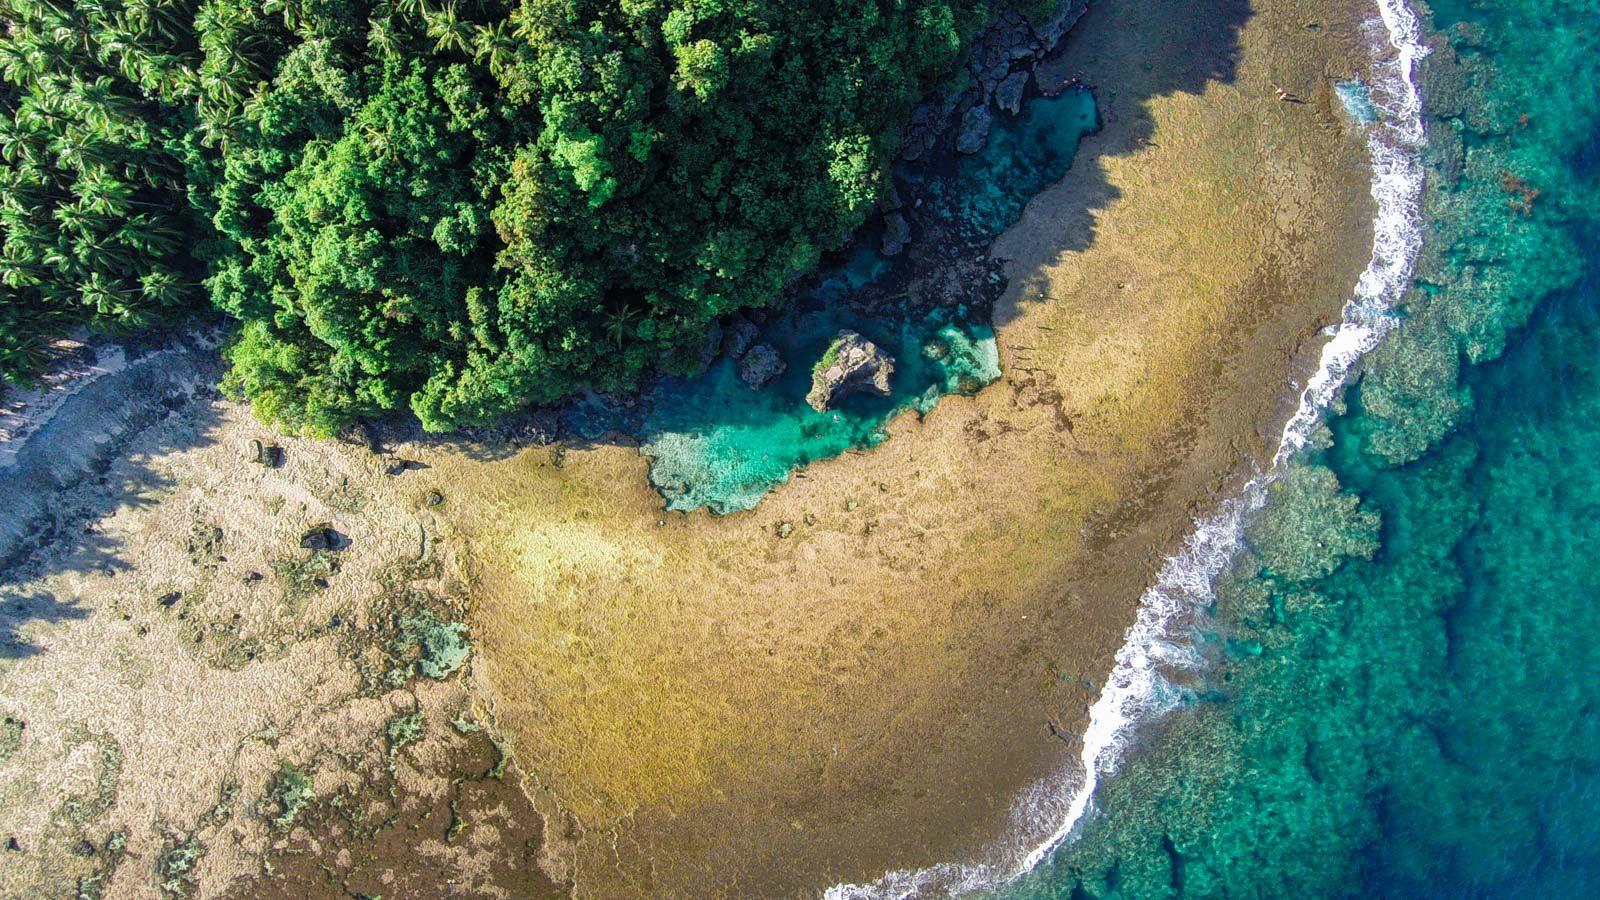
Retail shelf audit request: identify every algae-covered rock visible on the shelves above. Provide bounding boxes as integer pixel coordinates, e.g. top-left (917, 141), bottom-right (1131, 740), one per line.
top-left (881, 211), bottom-right (911, 256)
top-left (806, 331), bottom-right (895, 411)
top-left (721, 317), bottom-right (759, 360)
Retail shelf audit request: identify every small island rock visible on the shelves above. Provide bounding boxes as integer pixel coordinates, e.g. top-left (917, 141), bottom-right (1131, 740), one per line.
top-left (806, 331), bottom-right (895, 411)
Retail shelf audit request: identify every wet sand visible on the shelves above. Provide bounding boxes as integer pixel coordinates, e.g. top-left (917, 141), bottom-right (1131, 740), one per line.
top-left (443, 0), bottom-right (1379, 894)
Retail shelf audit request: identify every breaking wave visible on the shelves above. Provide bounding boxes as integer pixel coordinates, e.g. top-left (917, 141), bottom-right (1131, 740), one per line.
top-left (825, 0), bottom-right (1429, 896)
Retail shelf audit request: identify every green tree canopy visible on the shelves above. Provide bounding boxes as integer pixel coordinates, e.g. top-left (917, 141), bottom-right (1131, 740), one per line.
top-left (2, 0), bottom-right (1014, 433)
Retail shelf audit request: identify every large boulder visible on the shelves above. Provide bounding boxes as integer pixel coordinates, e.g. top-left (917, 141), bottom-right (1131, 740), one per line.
top-left (956, 104), bottom-right (994, 155)
top-left (995, 71), bottom-right (1029, 115)
top-left (738, 343), bottom-right (786, 389)
top-left (881, 211), bottom-right (911, 257)
top-left (806, 331), bottom-right (895, 411)
top-left (721, 317), bottom-right (759, 359)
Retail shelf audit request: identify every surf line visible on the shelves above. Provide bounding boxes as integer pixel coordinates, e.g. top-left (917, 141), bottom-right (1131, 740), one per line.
top-left (825, 1), bottom-right (1430, 896)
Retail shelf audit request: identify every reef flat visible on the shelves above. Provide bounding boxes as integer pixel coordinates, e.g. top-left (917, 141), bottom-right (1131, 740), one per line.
top-left (1015, 0), bottom-right (1600, 895)
top-left (0, 0), bottom-right (1382, 896)
top-left (450, 0), bottom-right (1380, 893)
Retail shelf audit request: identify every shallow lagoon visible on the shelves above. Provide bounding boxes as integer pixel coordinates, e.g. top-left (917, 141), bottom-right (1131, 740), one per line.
top-left (619, 86), bottom-right (1099, 514)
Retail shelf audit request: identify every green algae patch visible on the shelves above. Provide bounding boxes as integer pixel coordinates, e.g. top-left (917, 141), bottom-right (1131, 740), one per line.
top-left (397, 612), bottom-right (471, 680)
top-left (267, 764), bottom-right (315, 831)
top-left (387, 711), bottom-right (425, 753)
top-left (156, 834), bottom-right (204, 897)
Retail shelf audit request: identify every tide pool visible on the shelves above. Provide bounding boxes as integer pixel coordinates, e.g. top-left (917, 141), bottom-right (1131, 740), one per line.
top-left (607, 85), bottom-right (1098, 514)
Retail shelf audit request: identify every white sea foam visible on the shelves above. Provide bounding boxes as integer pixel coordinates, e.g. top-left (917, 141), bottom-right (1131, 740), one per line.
top-left (826, 1), bottom-right (1429, 896)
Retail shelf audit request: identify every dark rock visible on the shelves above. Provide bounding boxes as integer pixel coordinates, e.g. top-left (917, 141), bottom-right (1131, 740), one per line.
top-left (957, 104), bottom-right (993, 154)
top-left (722, 317), bottom-right (759, 360)
top-left (880, 184), bottom-right (904, 213)
top-left (806, 331), bottom-right (896, 412)
top-left (995, 71), bottom-right (1029, 115)
top-left (156, 591), bottom-right (181, 608)
top-left (696, 321), bottom-right (723, 372)
top-left (299, 524), bottom-right (348, 552)
top-left (247, 439), bottom-right (284, 467)
top-left (881, 212), bottom-right (912, 257)
top-left (386, 459), bottom-right (429, 476)
top-left (738, 343), bottom-right (786, 389)
top-left (243, 571), bottom-right (264, 583)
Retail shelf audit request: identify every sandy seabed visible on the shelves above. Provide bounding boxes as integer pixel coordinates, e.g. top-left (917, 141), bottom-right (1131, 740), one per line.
top-left (0, 0), bottom-right (1380, 896)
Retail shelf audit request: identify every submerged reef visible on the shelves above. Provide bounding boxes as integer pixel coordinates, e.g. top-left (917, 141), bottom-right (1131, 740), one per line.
top-left (1018, 0), bottom-right (1600, 896)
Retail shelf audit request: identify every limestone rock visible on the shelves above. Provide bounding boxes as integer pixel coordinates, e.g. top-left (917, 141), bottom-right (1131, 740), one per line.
top-left (722, 317), bottom-right (759, 359)
top-left (995, 71), bottom-right (1029, 115)
top-left (957, 104), bottom-right (993, 155)
top-left (738, 343), bottom-right (786, 389)
top-left (881, 212), bottom-right (911, 257)
top-left (806, 331), bottom-right (895, 411)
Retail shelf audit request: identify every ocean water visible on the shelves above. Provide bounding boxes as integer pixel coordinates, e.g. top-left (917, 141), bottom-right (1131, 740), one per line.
top-left (609, 86), bottom-right (1098, 514)
top-left (1000, 0), bottom-right (1600, 896)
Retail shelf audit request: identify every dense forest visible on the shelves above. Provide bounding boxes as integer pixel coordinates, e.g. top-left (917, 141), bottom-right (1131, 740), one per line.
top-left (0, 0), bottom-right (1027, 433)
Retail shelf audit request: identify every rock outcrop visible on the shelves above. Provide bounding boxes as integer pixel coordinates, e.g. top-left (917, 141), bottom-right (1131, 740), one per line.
top-left (956, 104), bottom-right (994, 155)
top-left (722, 317), bottom-right (759, 360)
top-left (738, 343), bottom-right (786, 389)
top-left (806, 331), bottom-right (895, 411)
top-left (897, 0), bottom-right (1090, 162)
top-left (994, 71), bottom-right (1029, 115)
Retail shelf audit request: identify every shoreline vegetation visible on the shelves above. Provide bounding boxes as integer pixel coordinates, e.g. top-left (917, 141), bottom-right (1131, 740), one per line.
top-left (0, 0), bottom-right (1065, 435)
top-left (2, 1), bottom-right (1387, 899)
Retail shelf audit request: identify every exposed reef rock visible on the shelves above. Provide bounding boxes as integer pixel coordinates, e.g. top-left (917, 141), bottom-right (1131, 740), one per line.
top-left (806, 331), bottom-right (896, 411)
top-left (721, 317), bottom-right (759, 360)
top-left (738, 343), bottom-right (786, 389)
top-left (957, 104), bottom-right (995, 154)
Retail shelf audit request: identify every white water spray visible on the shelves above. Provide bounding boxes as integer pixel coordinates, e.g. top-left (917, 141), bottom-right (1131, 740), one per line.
top-left (826, 1), bottom-right (1429, 896)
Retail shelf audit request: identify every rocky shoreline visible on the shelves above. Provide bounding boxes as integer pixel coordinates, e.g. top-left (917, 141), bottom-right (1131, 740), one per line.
top-left (429, 0), bottom-right (1097, 456)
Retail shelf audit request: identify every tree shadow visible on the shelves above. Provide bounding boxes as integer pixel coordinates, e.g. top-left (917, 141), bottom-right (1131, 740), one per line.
top-left (391, 0), bottom-right (1253, 510)
top-left (993, 0), bottom-right (1254, 329)
top-left (221, 0), bottom-right (1255, 513)
top-left (0, 339), bottom-right (227, 660)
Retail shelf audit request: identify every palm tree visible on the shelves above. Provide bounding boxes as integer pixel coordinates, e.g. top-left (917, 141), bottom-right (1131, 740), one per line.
top-left (426, 5), bottom-right (475, 56)
top-left (474, 19), bottom-right (517, 78)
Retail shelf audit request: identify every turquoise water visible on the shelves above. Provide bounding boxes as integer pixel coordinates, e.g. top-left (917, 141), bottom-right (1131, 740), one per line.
top-left (923, 87), bottom-right (1102, 240)
top-left (642, 308), bottom-right (999, 513)
top-left (1005, 0), bottom-right (1600, 896)
top-left (617, 86), bottom-right (1097, 514)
